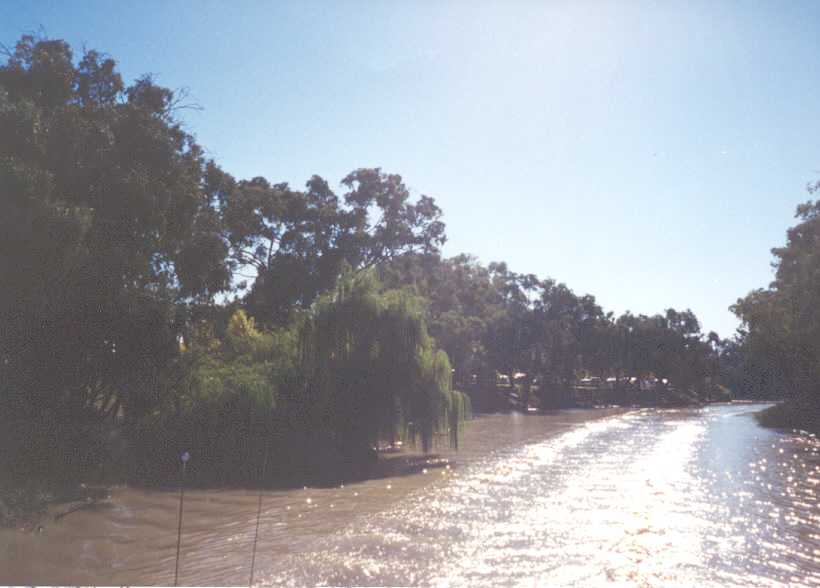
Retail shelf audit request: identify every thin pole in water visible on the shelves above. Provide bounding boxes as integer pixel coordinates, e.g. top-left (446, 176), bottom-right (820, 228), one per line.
top-left (248, 441), bottom-right (270, 587)
top-left (174, 451), bottom-right (190, 587)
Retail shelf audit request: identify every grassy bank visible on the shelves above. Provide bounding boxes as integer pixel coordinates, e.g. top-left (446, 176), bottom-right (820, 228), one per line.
top-left (755, 401), bottom-right (820, 435)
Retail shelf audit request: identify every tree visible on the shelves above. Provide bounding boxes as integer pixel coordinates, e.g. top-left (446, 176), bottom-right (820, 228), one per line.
top-left (732, 196), bottom-right (820, 408)
top-left (0, 35), bottom-right (231, 483)
top-left (130, 309), bottom-right (298, 484)
top-left (381, 253), bottom-right (505, 386)
top-left (213, 167), bottom-right (446, 325)
top-left (293, 269), bottom-right (469, 478)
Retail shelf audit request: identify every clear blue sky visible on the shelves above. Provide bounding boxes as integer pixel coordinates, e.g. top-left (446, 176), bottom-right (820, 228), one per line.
top-left (5, 0), bottom-right (820, 337)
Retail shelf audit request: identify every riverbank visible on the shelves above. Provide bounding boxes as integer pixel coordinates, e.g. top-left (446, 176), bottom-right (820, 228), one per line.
top-left (0, 483), bottom-right (111, 532)
top-left (0, 407), bottom-right (626, 585)
top-left (755, 400), bottom-right (820, 435)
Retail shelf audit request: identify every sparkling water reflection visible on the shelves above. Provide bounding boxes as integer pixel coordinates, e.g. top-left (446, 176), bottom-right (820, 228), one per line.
top-left (264, 404), bottom-right (820, 587)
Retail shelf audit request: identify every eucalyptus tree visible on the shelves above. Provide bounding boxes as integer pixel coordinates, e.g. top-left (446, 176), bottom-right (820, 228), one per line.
top-left (210, 166), bottom-right (447, 325)
top-left (610, 308), bottom-right (713, 398)
top-left (733, 191), bottom-right (820, 415)
top-left (483, 262), bottom-right (544, 386)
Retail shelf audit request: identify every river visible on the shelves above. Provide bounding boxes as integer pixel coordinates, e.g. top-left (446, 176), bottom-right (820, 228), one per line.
top-left (1, 403), bottom-right (818, 586)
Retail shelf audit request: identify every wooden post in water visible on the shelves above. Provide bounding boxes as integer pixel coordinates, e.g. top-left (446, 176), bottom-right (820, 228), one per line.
top-left (174, 451), bottom-right (190, 587)
top-left (248, 440), bottom-right (270, 587)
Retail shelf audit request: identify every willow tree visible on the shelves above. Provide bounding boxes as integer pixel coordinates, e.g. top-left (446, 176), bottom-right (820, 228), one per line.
top-left (296, 270), bottom-right (470, 471)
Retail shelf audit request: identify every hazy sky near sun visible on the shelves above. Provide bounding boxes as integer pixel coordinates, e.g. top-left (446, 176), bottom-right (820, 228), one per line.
top-left (5, 0), bottom-right (820, 336)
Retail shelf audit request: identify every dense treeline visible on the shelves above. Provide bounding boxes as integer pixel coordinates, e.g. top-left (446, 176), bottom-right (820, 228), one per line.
top-left (0, 36), bottom-right (738, 513)
top-left (381, 254), bottom-right (727, 408)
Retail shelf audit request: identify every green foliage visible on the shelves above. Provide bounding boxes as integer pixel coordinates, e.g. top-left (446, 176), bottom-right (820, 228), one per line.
top-left (382, 253), bottom-right (719, 407)
top-left (380, 253), bottom-right (503, 385)
top-left (216, 168), bottom-right (447, 326)
top-left (0, 35), bottom-right (232, 485)
top-left (188, 309), bottom-right (293, 410)
top-left (732, 187), bottom-right (820, 409)
top-left (129, 310), bottom-right (298, 484)
top-left (296, 270), bottom-right (465, 464)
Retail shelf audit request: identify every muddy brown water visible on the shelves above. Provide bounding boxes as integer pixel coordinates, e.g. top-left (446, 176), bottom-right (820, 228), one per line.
top-left (2, 404), bottom-right (818, 587)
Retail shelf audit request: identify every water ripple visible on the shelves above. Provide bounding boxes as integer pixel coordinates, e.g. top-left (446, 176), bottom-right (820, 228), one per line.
top-left (264, 405), bottom-right (820, 587)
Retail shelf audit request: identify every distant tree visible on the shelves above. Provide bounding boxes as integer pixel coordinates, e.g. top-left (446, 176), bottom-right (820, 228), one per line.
top-left (380, 253), bottom-right (503, 385)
